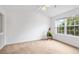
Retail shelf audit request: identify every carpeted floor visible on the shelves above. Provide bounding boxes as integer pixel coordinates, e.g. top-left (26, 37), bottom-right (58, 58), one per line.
top-left (0, 40), bottom-right (79, 54)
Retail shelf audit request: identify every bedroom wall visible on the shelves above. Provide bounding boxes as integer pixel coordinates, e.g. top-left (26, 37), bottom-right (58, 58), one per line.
top-left (0, 6), bottom-right (50, 47)
top-left (0, 6), bottom-right (6, 49)
top-left (5, 6), bottom-right (50, 44)
top-left (51, 7), bottom-right (79, 48)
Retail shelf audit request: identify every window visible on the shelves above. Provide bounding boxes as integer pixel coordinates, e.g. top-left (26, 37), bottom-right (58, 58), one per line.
top-left (55, 19), bottom-right (65, 34)
top-left (75, 16), bottom-right (79, 36)
top-left (67, 17), bottom-right (75, 35)
top-left (55, 16), bottom-right (79, 37)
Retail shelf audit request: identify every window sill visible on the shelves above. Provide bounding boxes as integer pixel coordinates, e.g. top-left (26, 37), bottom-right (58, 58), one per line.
top-left (56, 33), bottom-right (79, 39)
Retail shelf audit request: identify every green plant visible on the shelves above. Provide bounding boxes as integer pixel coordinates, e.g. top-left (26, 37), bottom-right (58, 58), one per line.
top-left (47, 31), bottom-right (52, 37)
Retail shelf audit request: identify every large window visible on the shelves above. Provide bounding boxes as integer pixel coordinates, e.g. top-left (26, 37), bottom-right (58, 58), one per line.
top-left (75, 16), bottom-right (79, 36)
top-left (55, 16), bottom-right (79, 37)
top-left (57, 19), bottom-right (65, 33)
top-left (67, 17), bottom-right (75, 35)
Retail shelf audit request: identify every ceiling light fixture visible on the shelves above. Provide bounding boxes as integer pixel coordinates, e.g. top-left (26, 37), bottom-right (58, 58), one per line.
top-left (40, 5), bottom-right (51, 11)
top-left (40, 5), bottom-right (56, 11)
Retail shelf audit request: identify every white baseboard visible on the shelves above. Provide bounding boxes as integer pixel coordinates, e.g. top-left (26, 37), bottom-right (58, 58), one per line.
top-left (0, 45), bottom-right (5, 50)
top-left (0, 46), bottom-right (4, 50)
top-left (6, 38), bottom-right (41, 46)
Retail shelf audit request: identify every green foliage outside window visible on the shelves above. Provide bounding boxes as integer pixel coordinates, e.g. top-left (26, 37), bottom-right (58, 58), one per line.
top-left (57, 16), bottom-right (79, 36)
top-left (75, 16), bottom-right (79, 25)
top-left (57, 27), bottom-right (64, 33)
top-left (75, 26), bottom-right (79, 36)
top-left (67, 17), bottom-right (74, 26)
top-left (67, 26), bottom-right (74, 35)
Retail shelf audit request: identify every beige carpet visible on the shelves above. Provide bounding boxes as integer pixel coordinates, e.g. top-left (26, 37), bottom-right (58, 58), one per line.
top-left (0, 40), bottom-right (79, 54)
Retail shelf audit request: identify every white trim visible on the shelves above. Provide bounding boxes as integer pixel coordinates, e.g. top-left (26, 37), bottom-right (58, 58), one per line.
top-left (0, 13), bottom-right (6, 49)
top-left (3, 13), bottom-right (6, 46)
top-left (0, 44), bottom-right (4, 50)
top-left (56, 33), bottom-right (79, 39)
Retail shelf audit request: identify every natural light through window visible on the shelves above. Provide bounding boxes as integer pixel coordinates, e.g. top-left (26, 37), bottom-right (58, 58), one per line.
top-left (55, 16), bottom-right (79, 37)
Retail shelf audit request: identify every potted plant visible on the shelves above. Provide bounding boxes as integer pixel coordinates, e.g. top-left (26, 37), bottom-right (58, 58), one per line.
top-left (47, 28), bottom-right (53, 40)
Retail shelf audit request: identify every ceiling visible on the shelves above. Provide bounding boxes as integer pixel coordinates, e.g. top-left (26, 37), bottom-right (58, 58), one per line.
top-left (38, 5), bottom-right (79, 18)
top-left (1, 5), bottom-right (79, 18)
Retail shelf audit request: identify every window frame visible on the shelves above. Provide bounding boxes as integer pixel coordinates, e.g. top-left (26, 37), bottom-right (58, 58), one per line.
top-left (55, 16), bottom-right (79, 38)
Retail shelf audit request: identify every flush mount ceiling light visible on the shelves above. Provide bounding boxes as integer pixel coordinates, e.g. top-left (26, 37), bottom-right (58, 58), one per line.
top-left (40, 5), bottom-right (51, 11)
top-left (40, 5), bottom-right (56, 11)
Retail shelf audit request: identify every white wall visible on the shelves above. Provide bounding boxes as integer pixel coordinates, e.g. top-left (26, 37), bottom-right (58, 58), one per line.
top-left (0, 6), bottom-right (6, 49)
top-left (0, 5), bottom-right (50, 47)
top-left (51, 7), bottom-right (79, 48)
top-left (5, 6), bottom-right (50, 44)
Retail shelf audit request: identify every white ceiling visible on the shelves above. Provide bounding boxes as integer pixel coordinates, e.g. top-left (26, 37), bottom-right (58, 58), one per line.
top-left (39, 5), bottom-right (79, 18)
top-left (1, 5), bottom-right (79, 18)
